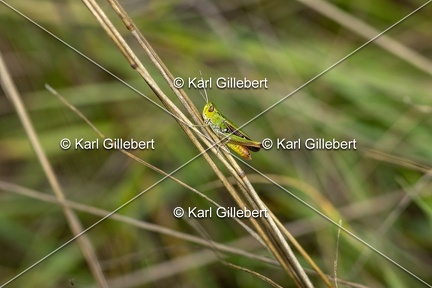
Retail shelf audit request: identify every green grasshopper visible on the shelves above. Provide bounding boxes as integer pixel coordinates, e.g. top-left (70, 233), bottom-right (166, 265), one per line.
top-left (202, 102), bottom-right (262, 160)
top-left (198, 78), bottom-right (262, 160)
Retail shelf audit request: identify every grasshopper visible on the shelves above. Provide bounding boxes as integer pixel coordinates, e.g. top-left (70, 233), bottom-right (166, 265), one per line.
top-left (198, 77), bottom-right (262, 160)
top-left (202, 102), bottom-right (262, 160)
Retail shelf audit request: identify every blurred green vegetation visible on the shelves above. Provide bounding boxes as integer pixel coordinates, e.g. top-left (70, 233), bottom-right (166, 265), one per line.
top-left (0, 0), bottom-right (431, 287)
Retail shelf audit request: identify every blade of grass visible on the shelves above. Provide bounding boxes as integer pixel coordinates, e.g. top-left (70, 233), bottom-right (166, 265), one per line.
top-left (0, 52), bottom-right (108, 287)
top-left (0, 180), bottom-right (275, 266)
top-left (100, 1), bottom-right (314, 285)
top-left (296, 0), bottom-right (432, 76)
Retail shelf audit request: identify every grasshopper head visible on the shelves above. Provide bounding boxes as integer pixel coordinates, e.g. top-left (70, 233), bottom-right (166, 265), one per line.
top-left (202, 102), bottom-right (216, 120)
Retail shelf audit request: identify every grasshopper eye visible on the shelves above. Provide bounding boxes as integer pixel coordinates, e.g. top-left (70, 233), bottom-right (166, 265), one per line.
top-left (209, 105), bottom-right (214, 112)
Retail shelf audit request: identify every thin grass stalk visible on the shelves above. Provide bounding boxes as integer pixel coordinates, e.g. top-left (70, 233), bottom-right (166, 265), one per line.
top-left (0, 53), bottom-right (108, 287)
top-left (104, 7), bottom-right (310, 287)
top-left (80, 0), bottom-right (314, 286)
top-left (272, 211), bottom-right (334, 287)
top-left (0, 181), bottom-right (276, 267)
top-left (103, 2), bottom-right (316, 286)
top-left (296, 0), bottom-right (432, 76)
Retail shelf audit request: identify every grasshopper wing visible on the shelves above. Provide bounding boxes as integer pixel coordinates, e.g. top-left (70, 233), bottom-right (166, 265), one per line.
top-left (224, 120), bottom-right (261, 152)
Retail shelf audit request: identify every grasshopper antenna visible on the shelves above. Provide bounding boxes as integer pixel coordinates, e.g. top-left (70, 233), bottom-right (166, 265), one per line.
top-left (198, 70), bottom-right (209, 103)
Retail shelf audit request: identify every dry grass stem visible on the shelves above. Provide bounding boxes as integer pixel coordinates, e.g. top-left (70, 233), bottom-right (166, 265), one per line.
top-left (0, 181), bottom-right (277, 267)
top-left (296, 0), bottom-right (432, 76)
top-left (80, 0), bottom-right (317, 286)
top-left (0, 53), bottom-right (108, 287)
